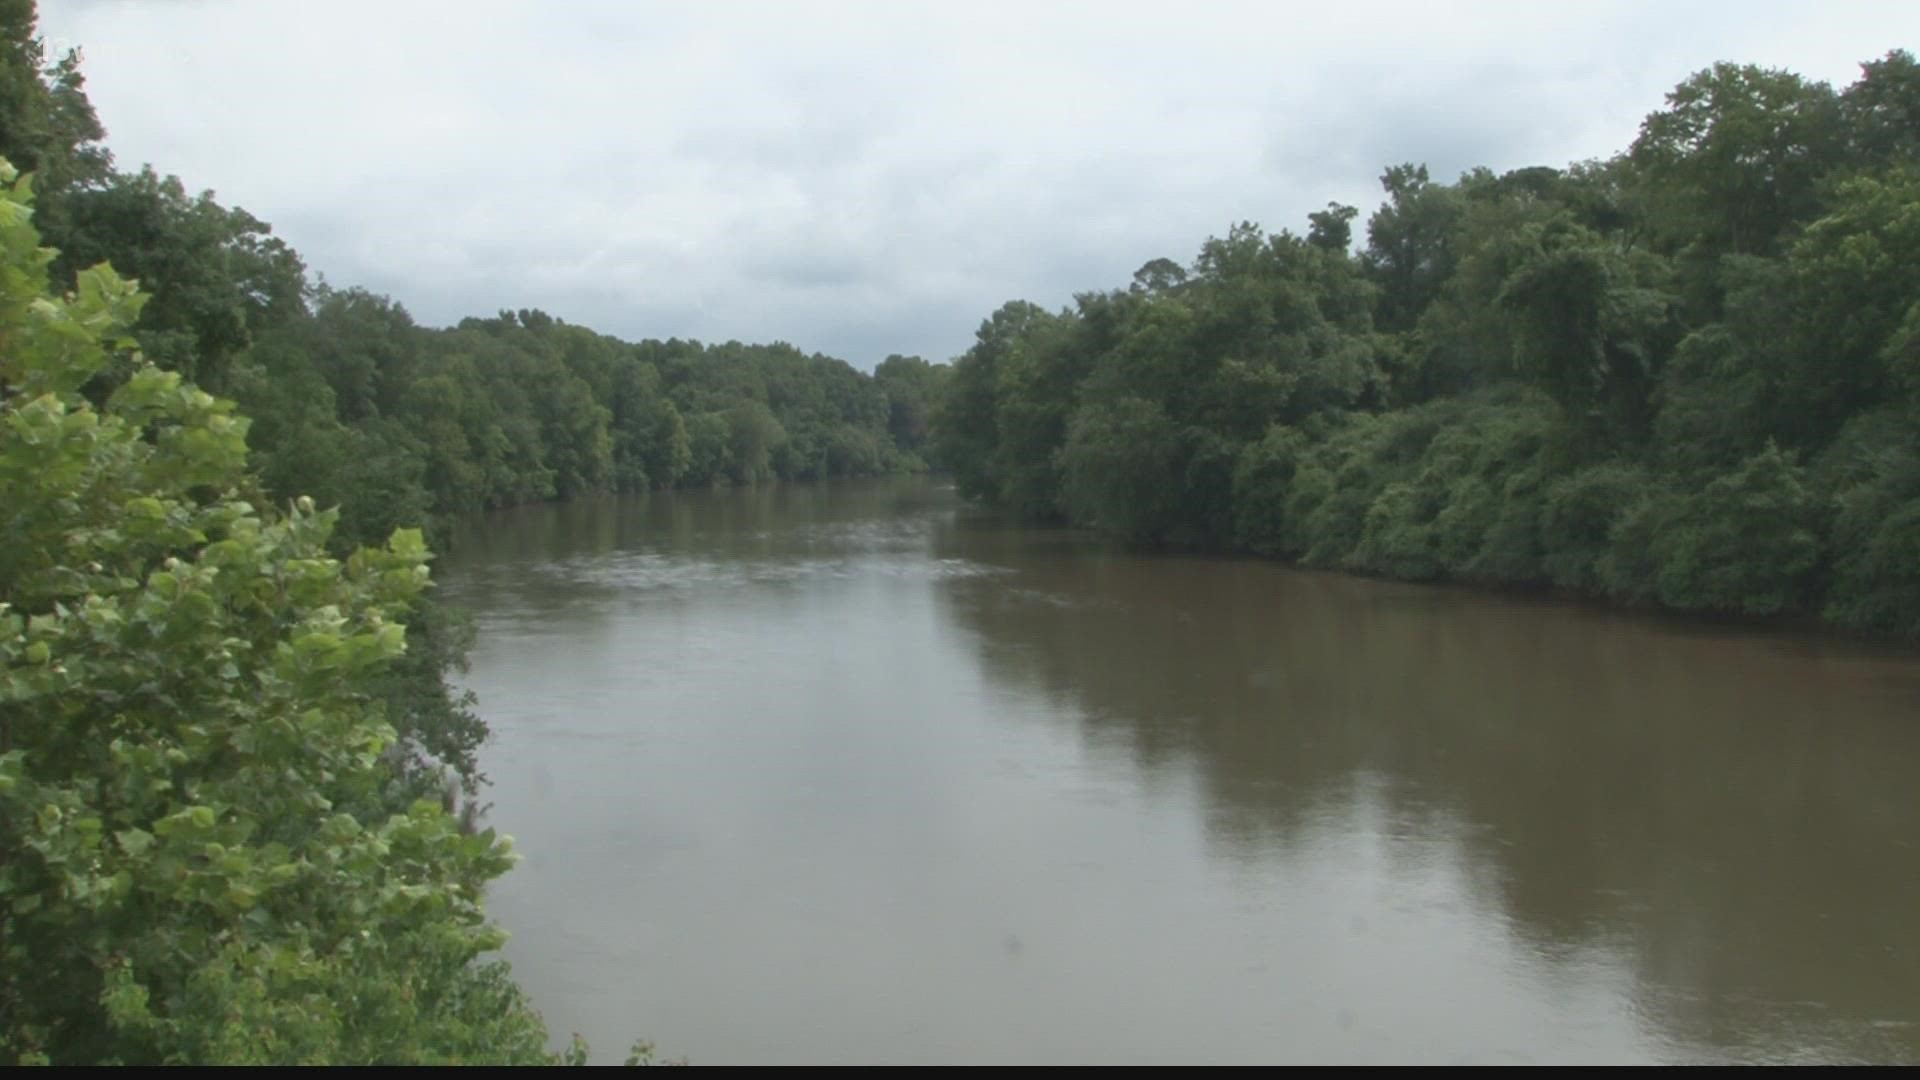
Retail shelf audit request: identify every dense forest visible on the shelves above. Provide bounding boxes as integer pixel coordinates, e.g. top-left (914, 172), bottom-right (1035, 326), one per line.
top-left (4, 0), bottom-right (1919, 1063)
top-left (932, 51), bottom-right (1920, 637)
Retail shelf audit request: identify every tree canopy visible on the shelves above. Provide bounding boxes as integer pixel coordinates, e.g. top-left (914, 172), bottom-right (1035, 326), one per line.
top-left (933, 50), bottom-right (1920, 638)
top-left (0, 160), bottom-right (579, 1063)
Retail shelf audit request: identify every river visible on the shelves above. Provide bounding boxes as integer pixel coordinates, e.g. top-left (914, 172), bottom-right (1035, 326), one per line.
top-left (440, 478), bottom-right (1920, 1064)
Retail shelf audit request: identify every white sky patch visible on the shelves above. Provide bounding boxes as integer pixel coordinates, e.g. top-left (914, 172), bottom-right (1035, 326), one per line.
top-left (38, 0), bottom-right (1920, 367)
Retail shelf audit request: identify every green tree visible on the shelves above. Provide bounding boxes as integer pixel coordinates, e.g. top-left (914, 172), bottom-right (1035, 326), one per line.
top-left (1495, 217), bottom-right (1676, 439)
top-left (0, 162), bottom-right (567, 1064)
top-left (873, 353), bottom-right (941, 463)
top-left (1629, 62), bottom-right (1842, 261)
top-left (55, 167), bottom-right (307, 392)
top-left (1841, 49), bottom-right (1920, 169)
top-left (1647, 442), bottom-right (1825, 615)
top-left (1057, 397), bottom-right (1183, 542)
top-left (931, 300), bottom-right (1050, 504)
top-left (0, 0), bottom-right (109, 243)
top-left (1306, 202), bottom-right (1358, 253)
top-left (1364, 164), bottom-right (1464, 330)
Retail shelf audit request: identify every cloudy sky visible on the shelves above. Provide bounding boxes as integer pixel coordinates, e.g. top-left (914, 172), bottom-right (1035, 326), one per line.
top-left (38, 1), bottom-right (1920, 367)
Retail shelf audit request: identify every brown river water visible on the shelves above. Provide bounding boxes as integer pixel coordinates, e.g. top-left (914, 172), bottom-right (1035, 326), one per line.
top-left (441, 478), bottom-right (1920, 1064)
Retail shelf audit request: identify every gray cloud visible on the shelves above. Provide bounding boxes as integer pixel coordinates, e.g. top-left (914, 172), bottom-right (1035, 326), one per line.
top-left (39, 0), bottom-right (1920, 367)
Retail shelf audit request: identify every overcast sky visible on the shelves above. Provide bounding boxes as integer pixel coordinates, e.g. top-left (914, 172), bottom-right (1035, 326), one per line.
top-left (37, 1), bottom-right (1920, 368)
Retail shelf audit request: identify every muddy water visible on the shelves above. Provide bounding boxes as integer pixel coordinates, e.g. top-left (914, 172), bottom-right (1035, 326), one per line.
top-left (442, 479), bottom-right (1920, 1064)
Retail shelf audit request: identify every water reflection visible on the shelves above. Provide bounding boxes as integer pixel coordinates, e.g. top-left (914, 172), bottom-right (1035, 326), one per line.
top-left (446, 480), bottom-right (1920, 1064)
top-left (928, 511), bottom-right (1920, 1063)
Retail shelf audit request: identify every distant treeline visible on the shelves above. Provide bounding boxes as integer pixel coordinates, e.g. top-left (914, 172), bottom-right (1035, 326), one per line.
top-left (35, 164), bottom-right (944, 552)
top-left (930, 52), bottom-right (1920, 638)
top-left (233, 301), bottom-right (944, 550)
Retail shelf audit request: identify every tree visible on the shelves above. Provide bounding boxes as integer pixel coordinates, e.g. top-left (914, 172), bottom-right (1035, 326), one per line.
top-left (55, 167), bottom-right (307, 392)
top-left (1839, 49), bottom-right (1920, 171)
top-left (1647, 442), bottom-right (1824, 615)
top-left (931, 300), bottom-right (1050, 504)
top-left (1128, 256), bottom-right (1187, 295)
top-left (1306, 202), bottom-right (1357, 253)
top-left (1629, 62), bottom-right (1842, 260)
top-left (872, 354), bottom-right (938, 458)
top-left (0, 0), bottom-right (109, 243)
top-left (723, 400), bottom-right (784, 483)
top-left (1495, 217), bottom-right (1674, 438)
top-left (1364, 164), bottom-right (1464, 330)
top-left (0, 161), bottom-right (568, 1064)
top-left (1765, 172), bottom-right (1920, 447)
top-left (1057, 397), bottom-right (1183, 542)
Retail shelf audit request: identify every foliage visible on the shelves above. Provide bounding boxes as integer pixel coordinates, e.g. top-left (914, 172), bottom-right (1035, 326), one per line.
top-left (0, 162), bottom-right (574, 1063)
top-left (932, 49), bottom-right (1920, 636)
top-left (1057, 397), bottom-right (1183, 543)
top-left (1646, 443), bottom-right (1825, 615)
